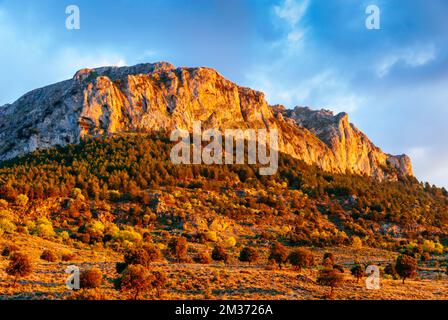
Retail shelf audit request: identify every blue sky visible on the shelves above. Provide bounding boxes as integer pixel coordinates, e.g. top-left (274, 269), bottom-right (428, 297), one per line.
top-left (0, 0), bottom-right (447, 187)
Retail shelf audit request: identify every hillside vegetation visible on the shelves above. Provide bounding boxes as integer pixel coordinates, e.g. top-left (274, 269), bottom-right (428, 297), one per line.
top-left (0, 134), bottom-right (447, 299)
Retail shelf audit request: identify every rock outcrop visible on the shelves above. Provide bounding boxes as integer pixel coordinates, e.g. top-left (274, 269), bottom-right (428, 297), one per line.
top-left (278, 106), bottom-right (413, 179)
top-left (0, 62), bottom-right (412, 179)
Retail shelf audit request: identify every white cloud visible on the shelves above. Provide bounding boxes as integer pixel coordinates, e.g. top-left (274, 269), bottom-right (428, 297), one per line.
top-left (0, 9), bottom-right (130, 105)
top-left (56, 47), bottom-right (128, 73)
top-left (246, 68), bottom-right (364, 113)
top-left (376, 45), bottom-right (436, 77)
top-left (274, 0), bottom-right (309, 26)
top-left (287, 29), bottom-right (306, 43)
top-left (274, 0), bottom-right (310, 46)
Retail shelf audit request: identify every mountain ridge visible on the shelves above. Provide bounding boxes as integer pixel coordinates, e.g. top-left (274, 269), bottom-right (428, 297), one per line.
top-left (0, 62), bottom-right (412, 180)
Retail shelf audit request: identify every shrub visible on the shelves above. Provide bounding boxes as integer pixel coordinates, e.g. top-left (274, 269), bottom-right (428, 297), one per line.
top-left (117, 228), bottom-right (143, 243)
top-left (15, 194), bottom-right (29, 207)
top-left (6, 252), bottom-right (33, 286)
top-left (0, 218), bottom-right (16, 234)
top-left (118, 244), bottom-right (162, 273)
top-left (224, 236), bottom-right (237, 248)
top-left (80, 267), bottom-right (103, 289)
top-left (350, 264), bottom-right (364, 282)
top-left (395, 255), bottom-right (417, 284)
top-left (422, 240), bottom-right (436, 253)
top-left (40, 249), bottom-right (58, 262)
top-left (0, 209), bottom-right (13, 219)
top-left (351, 236), bottom-right (363, 249)
top-left (34, 218), bottom-right (56, 238)
top-left (71, 188), bottom-right (85, 200)
top-left (123, 247), bottom-right (151, 268)
top-left (239, 246), bottom-right (259, 266)
top-left (60, 231), bottom-right (71, 241)
top-left (142, 243), bottom-right (162, 262)
top-left (434, 242), bottom-right (444, 255)
top-left (287, 248), bottom-right (315, 272)
top-left (317, 268), bottom-right (344, 298)
top-left (60, 249), bottom-right (76, 262)
top-left (269, 241), bottom-right (288, 268)
top-left (1, 244), bottom-right (19, 257)
top-left (204, 231), bottom-right (218, 242)
top-left (84, 220), bottom-right (105, 243)
top-left (0, 199), bottom-right (8, 209)
top-left (168, 236), bottom-right (188, 262)
top-left (116, 265), bottom-right (153, 300)
top-left (61, 252), bottom-right (77, 262)
top-left (194, 251), bottom-right (212, 264)
top-left (212, 245), bottom-right (229, 264)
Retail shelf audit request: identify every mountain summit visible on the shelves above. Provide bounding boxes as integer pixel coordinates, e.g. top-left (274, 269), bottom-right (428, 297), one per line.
top-left (0, 62), bottom-right (412, 179)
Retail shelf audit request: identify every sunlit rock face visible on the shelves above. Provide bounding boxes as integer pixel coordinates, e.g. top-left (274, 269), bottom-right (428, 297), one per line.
top-left (280, 106), bottom-right (413, 179)
top-left (0, 62), bottom-right (412, 180)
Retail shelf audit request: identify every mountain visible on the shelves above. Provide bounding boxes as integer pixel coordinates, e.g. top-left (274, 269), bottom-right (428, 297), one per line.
top-left (0, 62), bottom-right (412, 179)
top-left (276, 106), bottom-right (413, 179)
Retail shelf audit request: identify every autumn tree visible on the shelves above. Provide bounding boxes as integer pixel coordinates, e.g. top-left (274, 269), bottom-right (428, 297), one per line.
top-left (269, 241), bottom-right (288, 269)
top-left (317, 268), bottom-right (344, 298)
top-left (194, 251), bottom-right (212, 264)
top-left (350, 264), bottom-right (364, 283)
top-left (168, 236), bottom-right (188, 262)
top-left (40, 249), bottom-right (58, 262)
top-left (118, 244), bottom-right (162, 273)
top-left (144, 243), bottom-right (162, 262)
top-left (287, 248), bottom-right (315, 272)
top-left (116, 265), bottom-right (153, 300)
top-left (239, 246), bottom-right (259, 266)
top-left (212, 245), bottom-right (229, 265)
top-left (80, 267), bottom-right (103, 289)
top-left (395, 254), bottom-right (417, 284)
top-left (122, 247), bottom-right (151, 269)
top-left (6, 252), bottom-right (33, 287)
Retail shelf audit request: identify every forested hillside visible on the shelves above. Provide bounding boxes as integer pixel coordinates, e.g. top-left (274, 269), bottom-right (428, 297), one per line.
top-left (1, 134), bottom-right (447, 253)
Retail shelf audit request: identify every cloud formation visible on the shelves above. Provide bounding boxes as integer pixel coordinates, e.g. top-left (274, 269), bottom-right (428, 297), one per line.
top-left (0, 0), bottom-right (447, 187)
top-left (244, 0), bottom-right (448, 187)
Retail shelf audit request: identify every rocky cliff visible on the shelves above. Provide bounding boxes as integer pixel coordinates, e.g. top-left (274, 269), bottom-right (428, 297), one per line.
top-left (277, 106), bottom-right (413, 179)
top-left (0, 62), bottom-right (412, 179)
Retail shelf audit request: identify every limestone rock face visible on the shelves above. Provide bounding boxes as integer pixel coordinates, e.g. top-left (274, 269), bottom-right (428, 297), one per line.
top-left (280, 106), bottom-right (413, 179)
top-left (0, 62), bottom-right (412, 179)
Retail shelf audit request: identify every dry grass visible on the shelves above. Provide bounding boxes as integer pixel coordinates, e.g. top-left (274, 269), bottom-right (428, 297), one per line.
top-left (1, 234), bottom-right (447, 300)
